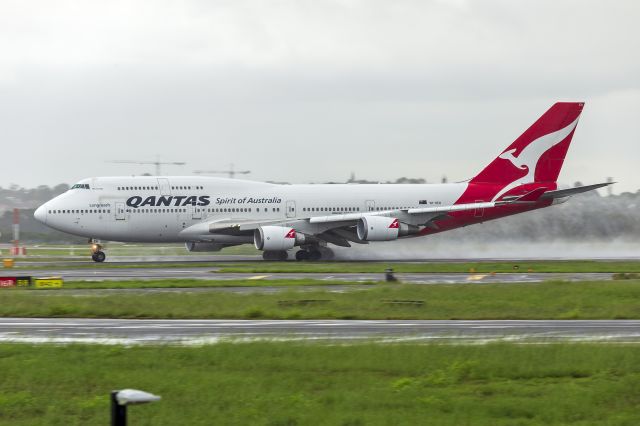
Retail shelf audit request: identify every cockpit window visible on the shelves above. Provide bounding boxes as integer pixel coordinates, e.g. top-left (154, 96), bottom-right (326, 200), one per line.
top-left (71, 184), bottom-right (90, 190)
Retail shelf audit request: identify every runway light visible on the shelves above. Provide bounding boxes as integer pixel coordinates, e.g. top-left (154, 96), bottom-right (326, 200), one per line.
top-left (111, 389), bottom-right (161, 426)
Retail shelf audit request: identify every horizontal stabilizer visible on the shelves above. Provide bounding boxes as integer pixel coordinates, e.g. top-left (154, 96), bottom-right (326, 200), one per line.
top-left (512, 187), bottom-right (548, 203)
top-left (540, 182), bottom-right (614, 200)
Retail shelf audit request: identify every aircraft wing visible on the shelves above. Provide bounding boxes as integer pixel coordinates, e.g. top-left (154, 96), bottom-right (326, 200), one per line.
top-left (308, 201), bottom-right (497, 224)
top-left (181, 183), bottom-right (611, 244)
top-left (182, 199), bottom-right (514, 242)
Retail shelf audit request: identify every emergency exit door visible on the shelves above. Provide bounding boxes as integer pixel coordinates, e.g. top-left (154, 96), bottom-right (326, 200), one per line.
top-left (115, 203), bottom-right (126, 220)
top-left (286, 200), bottom-right (296, 218)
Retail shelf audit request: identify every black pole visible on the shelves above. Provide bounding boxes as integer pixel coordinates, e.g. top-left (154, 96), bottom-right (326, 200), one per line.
top-left (111, 391), bottom-right (127, 426)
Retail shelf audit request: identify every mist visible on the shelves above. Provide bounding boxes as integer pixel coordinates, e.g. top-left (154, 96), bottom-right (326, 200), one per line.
top-left (332, 191), bottom-right (640, 260)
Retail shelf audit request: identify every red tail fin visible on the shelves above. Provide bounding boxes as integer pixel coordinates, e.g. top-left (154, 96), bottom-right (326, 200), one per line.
top-left (472, 102), bottom-right (584, 186)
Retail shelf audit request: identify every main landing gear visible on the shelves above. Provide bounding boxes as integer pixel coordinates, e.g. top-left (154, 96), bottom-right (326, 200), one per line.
top-left (90, 239), bottom-right (106, 263)
top-left (262, 250), bottom-right (289, 261)
top-left (295, 247), bottom-right (334, 261)
top-left (261, 247), bottom-right (335, 261)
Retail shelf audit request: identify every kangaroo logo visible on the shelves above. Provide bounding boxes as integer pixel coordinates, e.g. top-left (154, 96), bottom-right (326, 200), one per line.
top-left (492, 117), bottom-right (580, 201)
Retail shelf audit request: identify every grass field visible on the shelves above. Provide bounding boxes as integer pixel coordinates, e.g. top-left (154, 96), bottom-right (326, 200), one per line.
top-left (1, 342), bottom-right (639, 425)
top-left (10, 259), bottom-right (640, 273)
top-left (3, 280), bottom-right (640, 319)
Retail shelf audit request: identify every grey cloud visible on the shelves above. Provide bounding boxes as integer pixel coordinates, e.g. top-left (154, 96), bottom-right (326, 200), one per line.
top-left (0, 0), bottom-right (638, 192)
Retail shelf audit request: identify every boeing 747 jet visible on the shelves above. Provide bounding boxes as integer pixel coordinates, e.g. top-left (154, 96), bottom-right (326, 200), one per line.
top-left (35, 102), bottom-right (610, 261)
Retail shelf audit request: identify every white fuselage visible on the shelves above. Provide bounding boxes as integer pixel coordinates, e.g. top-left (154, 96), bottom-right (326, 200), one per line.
top-left (35, 176), bottom-right (468, 243)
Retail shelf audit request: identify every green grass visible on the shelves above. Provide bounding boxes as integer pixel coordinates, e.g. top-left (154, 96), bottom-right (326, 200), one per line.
top-left (1, 342), bottom-right (640, 425)
top-left (55, 279), bottom-right (371, 289)
top-left (11, 259), bottom-right (640, 273)
top-left (215, 260), bottom-right (640, 273)
top-left (3, 280), bottom-right (640, 319)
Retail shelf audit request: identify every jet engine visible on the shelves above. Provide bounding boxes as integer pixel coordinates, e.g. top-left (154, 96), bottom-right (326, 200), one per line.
top-left (357, 216), bottom-right (419, 241)
top-left (254, 226), bottom-right (305, 251)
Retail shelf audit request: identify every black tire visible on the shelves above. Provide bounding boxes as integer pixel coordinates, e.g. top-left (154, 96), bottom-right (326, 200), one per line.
top-left (92, 251), bottom-right (106, 263)
top-left (295, 250), bottom-right (309, 261)
top-left (319, 247), bottom-right (335, 260)
top-left (308, 250), bottom-right (322, 261)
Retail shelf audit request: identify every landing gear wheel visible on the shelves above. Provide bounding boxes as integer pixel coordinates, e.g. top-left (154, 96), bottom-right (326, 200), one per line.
top-left (295, 250), bottom-right (309, 261)
top-left (319, 247), bottom-right (335, 260)
top-left (91, 251), bottom-right (106, 263)
top-left (308, 250), bottom-right (322, 261)
top-left (262, 251), bottom-right (289, 261)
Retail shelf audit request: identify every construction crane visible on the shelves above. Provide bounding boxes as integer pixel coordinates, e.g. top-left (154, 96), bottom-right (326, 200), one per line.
top-left (107, 158), bottom-right (186, 176)
top-left (193, 164), bottom-right (251, 179)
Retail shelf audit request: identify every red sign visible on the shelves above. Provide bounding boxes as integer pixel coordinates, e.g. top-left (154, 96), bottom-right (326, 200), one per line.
top-left (0, 277), bottom-right (16, 288)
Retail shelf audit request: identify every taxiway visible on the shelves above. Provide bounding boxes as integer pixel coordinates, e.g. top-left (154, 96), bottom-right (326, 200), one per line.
top-left (0, 318), bottom-right (638, 344)
top-left (12, 266), bottom-right (613, 284)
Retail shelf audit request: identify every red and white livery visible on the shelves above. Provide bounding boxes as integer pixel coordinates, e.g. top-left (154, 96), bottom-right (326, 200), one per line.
top-left (34, 102), bottom-right (611, 261)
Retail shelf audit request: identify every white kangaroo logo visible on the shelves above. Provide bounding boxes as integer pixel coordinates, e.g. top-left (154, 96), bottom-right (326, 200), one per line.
top-left (492, 116), bottom-right (580, 201)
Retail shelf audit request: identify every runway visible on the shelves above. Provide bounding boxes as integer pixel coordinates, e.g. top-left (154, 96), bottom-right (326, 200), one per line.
top-left (0, 318), bottom-right (638, 344)
top-left (11, 266), bottom-right (613, 284)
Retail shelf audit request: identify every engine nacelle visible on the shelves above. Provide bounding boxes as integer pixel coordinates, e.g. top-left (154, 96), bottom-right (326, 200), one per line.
top-left (185, 242), bottom-right (225, 252)
top-left (254, 226), bottom-right (303, 251)
top-left (357, 216), bottom-right (419, 241)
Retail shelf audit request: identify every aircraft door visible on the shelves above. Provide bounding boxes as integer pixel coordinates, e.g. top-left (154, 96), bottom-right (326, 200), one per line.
top-left (365, 200), bottom-right (375, 212)
top-left (190, 205), bottom-right (202, 220)
top-left (115, 203), bottom-right (126, 220)
top-left (474, 200), bottom-right (485, 218)
top-left (286, 200), bottom-right (296, 218)
top-left (157, 178), bottom-right (171, 196)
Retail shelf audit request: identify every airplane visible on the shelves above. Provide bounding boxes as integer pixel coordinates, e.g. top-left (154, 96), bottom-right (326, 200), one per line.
top-left (34, 102), bottom-right (611, 262)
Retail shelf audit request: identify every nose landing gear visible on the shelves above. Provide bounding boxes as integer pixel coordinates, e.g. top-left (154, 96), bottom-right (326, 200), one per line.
top-left (90, 239), bottom-right (106, 263)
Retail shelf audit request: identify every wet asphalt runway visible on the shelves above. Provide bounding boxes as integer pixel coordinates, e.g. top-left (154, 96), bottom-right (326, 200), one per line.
top-left (10, 266), bottom-right (613, 284)
top-left (1, 318), bottom-right (638, 344)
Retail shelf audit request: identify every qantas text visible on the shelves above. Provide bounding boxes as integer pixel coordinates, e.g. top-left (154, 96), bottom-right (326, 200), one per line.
top-left (126, 195), bottom-right (210, 208)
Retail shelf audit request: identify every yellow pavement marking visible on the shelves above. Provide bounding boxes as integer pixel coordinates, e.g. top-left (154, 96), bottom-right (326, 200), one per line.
top-left (248, 275), bottom-right (270, 280)
top-left (466, 274), bottom-right (487, 281)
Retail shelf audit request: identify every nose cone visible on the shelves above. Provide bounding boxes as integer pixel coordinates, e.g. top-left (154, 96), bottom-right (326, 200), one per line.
top-left (34, 205), bottom-right (47, 224)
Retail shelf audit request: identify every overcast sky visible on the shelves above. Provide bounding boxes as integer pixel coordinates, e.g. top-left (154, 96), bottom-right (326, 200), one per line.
top-left (1, 0), bottom-right (639, 193)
